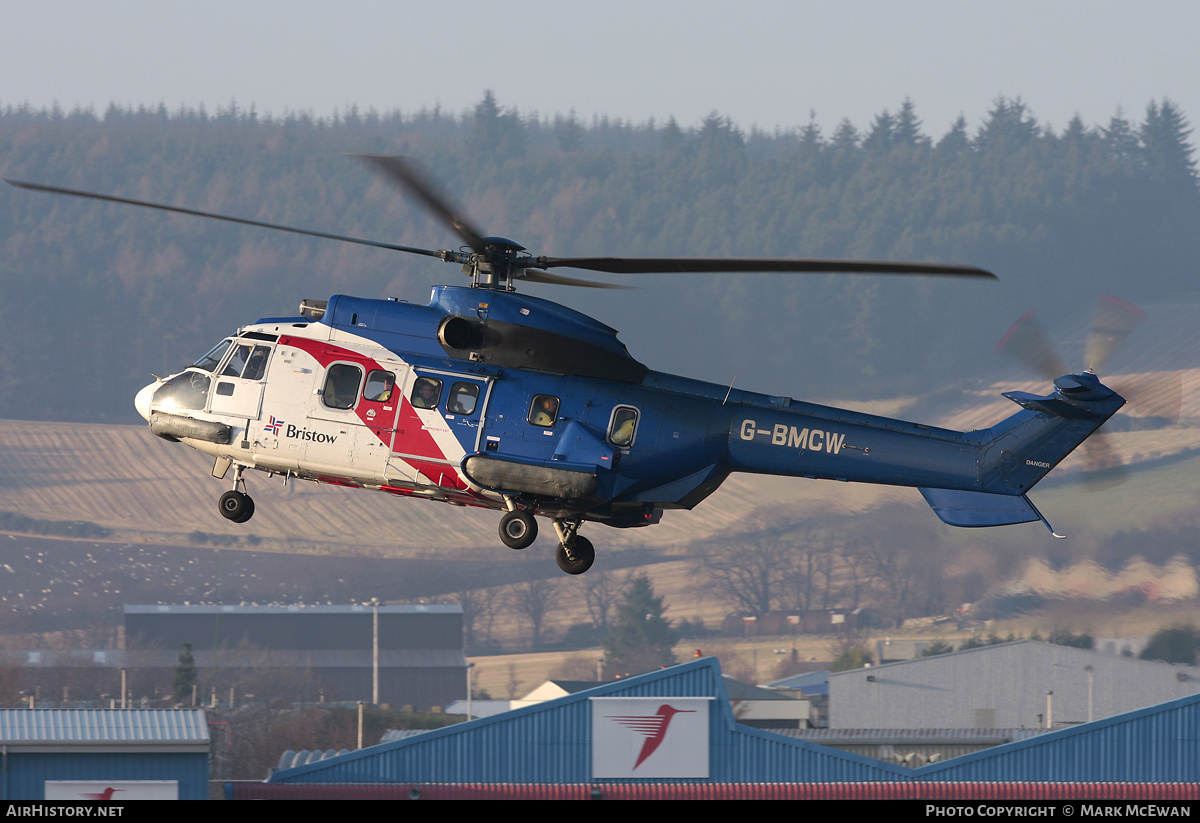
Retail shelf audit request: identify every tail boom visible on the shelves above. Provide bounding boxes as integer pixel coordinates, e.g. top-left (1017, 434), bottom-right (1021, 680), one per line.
top-left (725, 371), bottom-right (1124, 507)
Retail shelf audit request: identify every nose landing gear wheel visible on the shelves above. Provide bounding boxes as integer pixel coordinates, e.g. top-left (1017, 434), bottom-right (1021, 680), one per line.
top-left (218, 490), bottom-right (255, 523)
top-left (499, 510), bottom-right (538, 549)
top-left (555, 536), bottom-right (595, 575)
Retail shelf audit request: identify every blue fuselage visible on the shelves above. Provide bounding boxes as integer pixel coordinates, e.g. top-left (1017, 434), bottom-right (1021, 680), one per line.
top-left (280, 286), bottom-right (1122, 526)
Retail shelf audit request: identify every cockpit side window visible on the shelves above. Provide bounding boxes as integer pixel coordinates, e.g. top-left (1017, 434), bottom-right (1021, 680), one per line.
top-left (193, 339), bottom-right (233, 373)
top-left (322, 364), bottom-right (362, 410)
top-left (220, 344), bottom-right (252, 377)
top-left (242, 346), bottom-right (271, 381)
top-left (219, 343), bottom-right (273, 380)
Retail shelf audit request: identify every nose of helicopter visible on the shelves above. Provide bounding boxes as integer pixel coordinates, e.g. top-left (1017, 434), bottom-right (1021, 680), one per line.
top-left (134, 381), bottom-right (157, 422)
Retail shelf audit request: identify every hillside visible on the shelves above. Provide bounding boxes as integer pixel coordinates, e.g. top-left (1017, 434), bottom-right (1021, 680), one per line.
top-left (2, 98), bottom-right (1198, 426)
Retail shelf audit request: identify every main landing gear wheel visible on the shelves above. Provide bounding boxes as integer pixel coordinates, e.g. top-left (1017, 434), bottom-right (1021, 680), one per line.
top-left (498, 510), bottom-right (537, 550)
top-left (556, 536), bottom-right (595, 575)
top-left (218, 490), bottom-right (255, 523)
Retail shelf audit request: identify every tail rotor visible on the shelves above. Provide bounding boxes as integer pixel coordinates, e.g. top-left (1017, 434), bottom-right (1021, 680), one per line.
top-left (997, 295), bottom-right (1180, 490)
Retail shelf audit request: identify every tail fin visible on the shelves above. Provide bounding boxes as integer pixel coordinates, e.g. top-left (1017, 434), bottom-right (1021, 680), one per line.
top-left (919, 371), bottom-right (1124, 534)
top-left (981, 371), bottom-right (1125, 495)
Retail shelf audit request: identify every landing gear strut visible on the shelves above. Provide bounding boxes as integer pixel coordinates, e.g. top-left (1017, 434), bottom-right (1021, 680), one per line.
top-left (552, 518), bottom-right (595, 575)
top-left (217, 465), bottom-right (255, 523)
top-left (555, 536), bottom-right (594, 575)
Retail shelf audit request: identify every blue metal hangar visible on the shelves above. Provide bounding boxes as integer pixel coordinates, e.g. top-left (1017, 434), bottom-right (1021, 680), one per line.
top-left (0, 709), bottom-right (210, 801)
top-left (232, 658), bottom-right (1200, 800)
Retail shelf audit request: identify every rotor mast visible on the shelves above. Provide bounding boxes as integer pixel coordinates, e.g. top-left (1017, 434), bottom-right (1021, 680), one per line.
top-left (463, 236), bottom-right (528, 291)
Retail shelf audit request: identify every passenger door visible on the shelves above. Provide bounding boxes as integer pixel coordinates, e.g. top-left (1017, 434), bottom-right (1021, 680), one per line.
top-left (387, 369), bottom-right (492, 490)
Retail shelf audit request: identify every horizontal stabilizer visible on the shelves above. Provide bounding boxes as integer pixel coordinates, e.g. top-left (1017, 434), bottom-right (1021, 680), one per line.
top-left (1002, 391), bottom-right (1098, 419)
top-left (920, 488), bottom-right (1065, 538)
top-left (919, 488), bottom-right (1041, 528)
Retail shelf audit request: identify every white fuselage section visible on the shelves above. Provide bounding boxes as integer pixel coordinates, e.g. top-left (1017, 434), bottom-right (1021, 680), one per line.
top-left (138, 320), bottom-right (501, 509)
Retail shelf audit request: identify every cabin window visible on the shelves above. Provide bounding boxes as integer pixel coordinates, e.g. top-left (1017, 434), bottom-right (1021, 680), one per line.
top-left (411, 377), bottom-right (443, 410)
top-left (608, 406), bottom-right (639, 447)
top-left (364, 370), bottom-right (395, 402)
top-left (322, 364), bottom-right (362, 410)
top-left (528, 395), bottom-right (560, 427)
top-left (447, 382), bottom-right (479, 415)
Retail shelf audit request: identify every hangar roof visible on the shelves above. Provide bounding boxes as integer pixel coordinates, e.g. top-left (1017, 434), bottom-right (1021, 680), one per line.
top-left (0, 709), bottom-right (210, 752)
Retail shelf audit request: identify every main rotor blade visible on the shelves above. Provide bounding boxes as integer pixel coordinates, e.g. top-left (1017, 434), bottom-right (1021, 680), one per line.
top-left (531, 256), bottom-right (996, 277)
top-left (4, 178), bottom-right (447, 260)
top-left (515, 268), bottom-right (633, 289)
top-left (353, 155), bottom-right (489, 254)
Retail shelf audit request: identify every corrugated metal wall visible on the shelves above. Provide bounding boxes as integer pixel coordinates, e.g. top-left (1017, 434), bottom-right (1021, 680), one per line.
top-left (0, 710), bottom-right (211, 801)
top-left (912, 691), bottom-right (1200, 782)
top-left (233, 781), bottom-right (1200, 800)
top-left (2, 753), bottom-right (210, 801)
top-left (266, 657), bottom-right (1200, 787)
top-left (830, 640), bottom-right (1200, 729)
top-left (269, 658), bottom-right (908, 785)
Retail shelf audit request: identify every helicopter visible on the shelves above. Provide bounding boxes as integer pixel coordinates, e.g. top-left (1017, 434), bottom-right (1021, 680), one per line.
top-left (5, 156), bottom-right (1126, 574)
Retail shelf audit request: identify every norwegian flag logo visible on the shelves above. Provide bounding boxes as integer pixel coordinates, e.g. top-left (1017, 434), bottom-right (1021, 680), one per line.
top-left (264, 415), bottom-right (284, 435)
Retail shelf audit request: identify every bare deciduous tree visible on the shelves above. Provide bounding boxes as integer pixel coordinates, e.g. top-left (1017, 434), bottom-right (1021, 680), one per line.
top-left (582, 567), bottom-right (627, 632)
top-left (700, 528), bottom-right (796, 615)
top-left (701, 522), bottom-right (841, 615)
top-left (505, 577), bottom-right (559, 649)
top-left (449, 573), bottom-right (502, 651)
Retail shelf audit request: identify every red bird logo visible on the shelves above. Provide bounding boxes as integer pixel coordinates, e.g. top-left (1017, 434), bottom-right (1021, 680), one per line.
top-left (606, 704), bottom-right (695, 769)
top-left (80, 787), bottom-right (122, 801)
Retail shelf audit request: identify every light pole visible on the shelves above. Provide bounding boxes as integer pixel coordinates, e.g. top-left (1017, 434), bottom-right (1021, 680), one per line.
top-left (357, 701), bottom-right (365, 750)
top-left (1084, 665), bottom-right (1094, 722)
top-left (466, 662), bottom-right (476, 722)
top-left (371, 598), bottom-right (380, 705)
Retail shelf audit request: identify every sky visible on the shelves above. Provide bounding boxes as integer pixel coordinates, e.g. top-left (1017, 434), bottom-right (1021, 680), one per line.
top-left (5, 0), bottom-right (1199, 139)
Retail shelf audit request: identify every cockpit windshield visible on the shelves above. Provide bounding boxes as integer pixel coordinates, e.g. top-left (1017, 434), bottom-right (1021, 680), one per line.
top-left (193, 338), bottom-right (233, 373)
